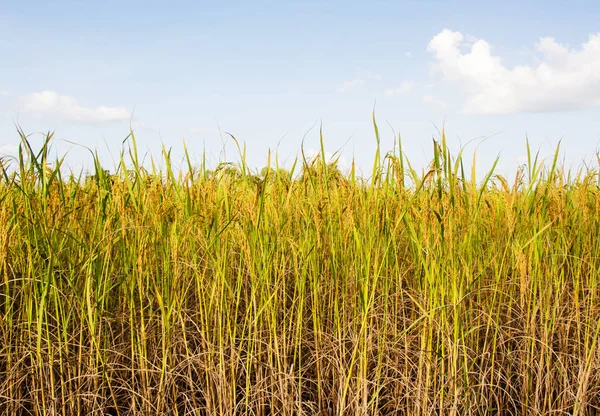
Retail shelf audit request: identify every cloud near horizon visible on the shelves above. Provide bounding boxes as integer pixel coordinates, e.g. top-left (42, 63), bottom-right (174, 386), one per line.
top-left (427, 29), bottom-right (600, 114)
top-left (19, 90), bottom-right (131, 122)
top-left (422, 94), bottom-right (446, 109)
top-left (0, 143), bottom-right (18, 156)
top-left (385, 81), bottom-right (414, 97)
top-left (337, 78), bottom-right (366, 93)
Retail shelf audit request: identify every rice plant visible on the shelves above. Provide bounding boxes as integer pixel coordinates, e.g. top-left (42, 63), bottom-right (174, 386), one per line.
top-left (0, 123), bottom-right (599, 415)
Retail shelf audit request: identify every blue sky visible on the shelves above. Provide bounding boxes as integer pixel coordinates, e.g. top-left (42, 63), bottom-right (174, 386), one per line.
top-left (1, 0), bottom-right (600, 178)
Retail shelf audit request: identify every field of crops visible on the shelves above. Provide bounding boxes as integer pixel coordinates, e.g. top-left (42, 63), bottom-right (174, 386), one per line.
top-left (1, 124), bottom-right (599, 415)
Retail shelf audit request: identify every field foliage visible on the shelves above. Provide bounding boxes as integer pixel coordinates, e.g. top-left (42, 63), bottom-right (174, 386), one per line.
top-left (1, 123), bottom-right (600, 415)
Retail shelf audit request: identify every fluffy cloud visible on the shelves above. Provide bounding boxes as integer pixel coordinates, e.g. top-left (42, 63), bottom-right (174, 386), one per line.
top-left (422, 94), bottom-right (446, 108)
top-left (337, 78), bottom-right (365, 93)
top-left (19, 90), bottom-right (131, 122)
top-left (385, 81), bottom-right (414, 96)
top-left (427, 29), bottom-right (600, 114)
top-left (0, 144), bottom-right (18, 156)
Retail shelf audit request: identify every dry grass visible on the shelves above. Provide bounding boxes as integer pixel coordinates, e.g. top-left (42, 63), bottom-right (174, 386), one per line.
top-left (1, 124), bottom-right (600, 415)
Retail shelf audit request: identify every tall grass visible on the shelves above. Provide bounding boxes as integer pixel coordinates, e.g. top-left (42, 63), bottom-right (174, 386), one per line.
top-left (1, 124), bottom-right (599, 415)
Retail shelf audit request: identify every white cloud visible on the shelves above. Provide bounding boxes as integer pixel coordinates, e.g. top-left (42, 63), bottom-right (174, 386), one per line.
top-left (19, 90), bottom-right (131, 122)
top-left (427, 29), bottom-right (600, 114)
top-left (405, 52), bottom-right (413, 58)
top-left (422, 94), bottom-right (447, 108)
top-left (367, 72), bottom-right (382, 80)
top-left (0, 90), bottom-right (9, 96)
top-left (0, 144), bottom-right (18, 156)
top-left (385, 81), bottom-right (415, 96)
top-left (130, 120), bottom-right (155, 132)
top-left (337, 78), bottom-right (365, 93)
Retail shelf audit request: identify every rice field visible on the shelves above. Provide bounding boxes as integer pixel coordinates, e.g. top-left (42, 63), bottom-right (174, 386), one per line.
top-left (1, 122), bottom-right (600, 415)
